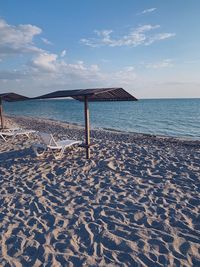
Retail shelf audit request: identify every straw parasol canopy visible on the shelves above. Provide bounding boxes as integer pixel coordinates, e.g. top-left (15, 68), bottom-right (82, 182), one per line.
top-left (0, 92), bottom-right (29, 129)
top-left (35, 87), bottom-right (138, 159)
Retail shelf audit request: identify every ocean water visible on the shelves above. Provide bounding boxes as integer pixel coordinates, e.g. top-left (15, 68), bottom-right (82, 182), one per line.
top-left (4, 98), bottom-right (200, 140)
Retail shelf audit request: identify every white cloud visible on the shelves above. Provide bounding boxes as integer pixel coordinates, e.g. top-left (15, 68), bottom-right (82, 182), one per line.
top-left (0, 49), bottom-right (137, 96)
top-left (1, 55), bottom-right (200, 98)
top-left (0, 18), bottom-right (42, 56)
top-left (2, 18), bottom-right (193, 98)
top-left (28, 52), bottom-right (102, 80)
top-left (60, 49), bottom-right (66, 57)
top-left (144, 59), bottom-right (174, 69)
top-left (80, 24), bottom-right (175, 47)
top-left (145, 33), bottom-right (176, 45)
top-left (41, 37), bottom-right (52, 45)
top-left (106, 66), bottom-right (136, 85)
top-left (31, 52), bottom-right (58, 72)
top-left (139, 8), bottom-right (157, 15)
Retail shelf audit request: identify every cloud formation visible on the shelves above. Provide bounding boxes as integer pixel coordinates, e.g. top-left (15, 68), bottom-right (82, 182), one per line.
top-left (144, 59), bottom-right (173, 69)
top-left (60, 50), bottom-right (66, 57)
top-left (41, 37), bottom-right (52, 45)
top-left (1, 18), bottom-right (190, 98)
top-left (0, 18), bottom-right (42, 57)
top-left (29, 54), bottom-right (136, 87)
top-left (139, 8), bottom-right (157, 15)
top-left (0, 54), bottom-right (137, 96)
top-left (0, 18), bottom-right (138, 95)
top-left (31, 52), bottom-right (58, 72)
top-left (80, 25), bottom-right (175, 47)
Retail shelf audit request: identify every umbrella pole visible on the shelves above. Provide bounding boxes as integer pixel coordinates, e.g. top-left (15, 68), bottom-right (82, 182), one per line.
top-left (84, 96), bottom-right (90, 159)
top-left (0, 97), bottom-right (4, 129)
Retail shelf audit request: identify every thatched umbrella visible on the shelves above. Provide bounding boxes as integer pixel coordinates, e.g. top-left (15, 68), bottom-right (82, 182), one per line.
top-left (35, 88), bottom-right (138, 159)
top-left (0, 93), bottom-right (29, 129)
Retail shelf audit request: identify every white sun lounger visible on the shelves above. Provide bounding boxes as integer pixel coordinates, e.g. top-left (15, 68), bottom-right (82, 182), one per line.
top-left (0, 129), bottom-right (37, 142)
top-left (32, 132), bottom-right (81, 159)
top-left (1, 127), bottom-right (21, 132)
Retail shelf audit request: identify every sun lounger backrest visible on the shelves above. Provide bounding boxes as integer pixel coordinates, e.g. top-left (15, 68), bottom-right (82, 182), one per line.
top-left (39, 132), bottom-right (58, 146)
top-left (2, 127), bottom-right (20, 132)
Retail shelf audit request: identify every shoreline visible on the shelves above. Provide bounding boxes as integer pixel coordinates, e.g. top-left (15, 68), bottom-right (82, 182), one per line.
top-left (6, 114), bottom-right (200, 145)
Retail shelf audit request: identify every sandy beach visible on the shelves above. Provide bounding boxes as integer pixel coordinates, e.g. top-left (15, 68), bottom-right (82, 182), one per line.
top-left (0, 115), bottom-right (200, 266)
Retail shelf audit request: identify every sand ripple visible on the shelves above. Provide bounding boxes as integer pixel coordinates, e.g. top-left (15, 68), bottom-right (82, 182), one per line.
top-left (0, 116), bottom-right (200, 266)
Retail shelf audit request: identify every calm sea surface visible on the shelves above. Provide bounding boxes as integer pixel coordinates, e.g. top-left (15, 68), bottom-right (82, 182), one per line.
top-left (4, 98), bottom-right (200, 140)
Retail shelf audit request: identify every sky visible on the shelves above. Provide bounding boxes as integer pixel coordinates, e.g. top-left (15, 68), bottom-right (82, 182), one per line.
top-left (0, 0), bottom-right (200, 99)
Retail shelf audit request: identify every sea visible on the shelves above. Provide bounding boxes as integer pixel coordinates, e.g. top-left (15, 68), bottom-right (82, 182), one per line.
top-left (4, 98), bottom-right (200, 140)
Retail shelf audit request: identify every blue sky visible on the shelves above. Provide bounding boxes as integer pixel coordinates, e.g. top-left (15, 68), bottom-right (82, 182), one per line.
top-left (0, 0), bottom-right (200, 98)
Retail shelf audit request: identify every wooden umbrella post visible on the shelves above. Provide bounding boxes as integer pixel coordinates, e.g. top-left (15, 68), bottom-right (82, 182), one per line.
top-left (84, 96), bottom-right (90, 159)
top-left (0, 97), bottom-right (4, 129)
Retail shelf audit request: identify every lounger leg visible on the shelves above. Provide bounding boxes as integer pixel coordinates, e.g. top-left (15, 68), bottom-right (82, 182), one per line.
top-left (25, 133), bottom-right (30, 139)
top-left (52, 147), bottom-right (67, 159)
top-left (11, 134), bottom-right (16, 142)
top-left (59, 148), bottom-right (65, 158)
top-left (0, 134), bottom-right (7, 142)
top-left (51, 148), bottom-right (62, 159)
top-left (32, 145), bottom-right (46, 156)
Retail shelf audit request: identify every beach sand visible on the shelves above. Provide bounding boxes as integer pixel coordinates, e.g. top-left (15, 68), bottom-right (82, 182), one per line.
top-left (0, 115), bottom-right (200, 266)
